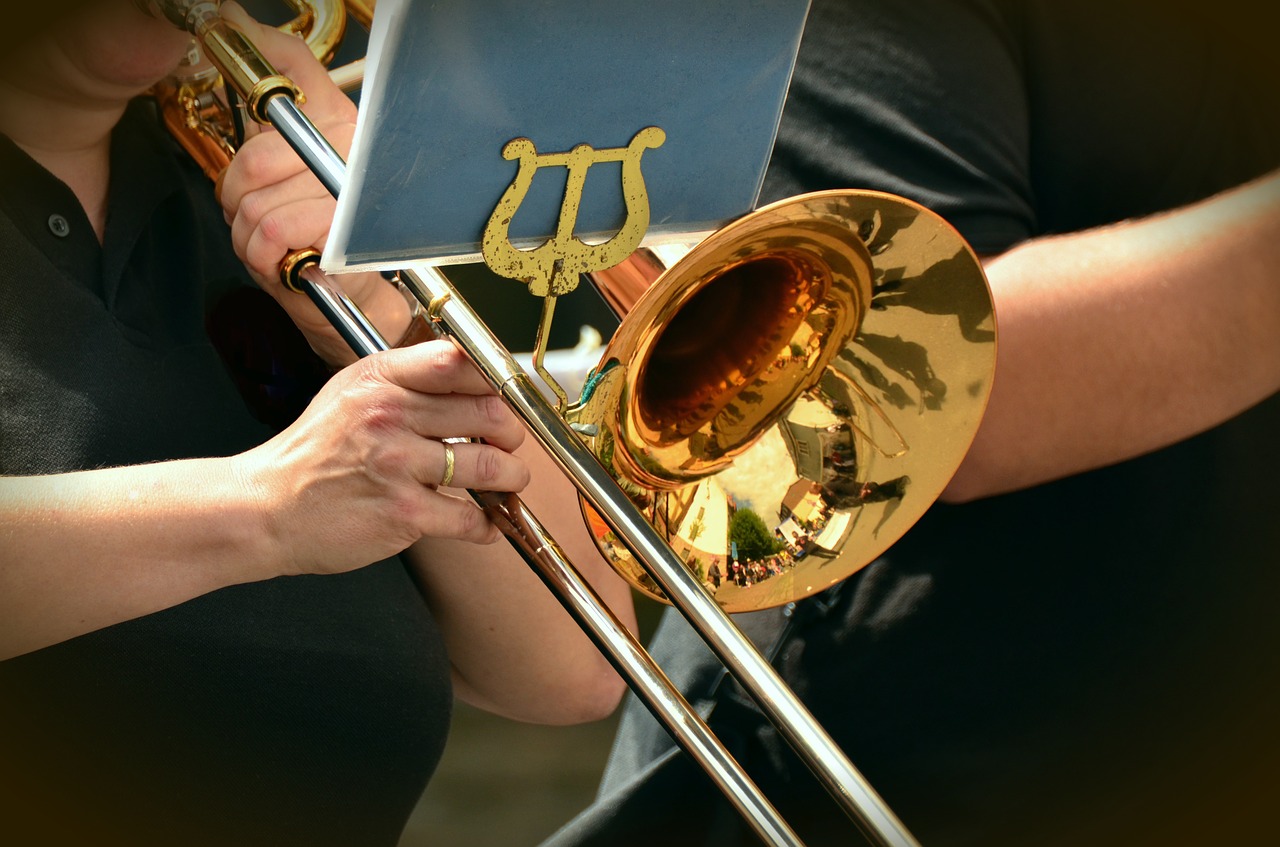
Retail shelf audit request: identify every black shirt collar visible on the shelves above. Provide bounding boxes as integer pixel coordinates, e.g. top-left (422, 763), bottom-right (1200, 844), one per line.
top-left (0, 97), bottom-right (187, 307)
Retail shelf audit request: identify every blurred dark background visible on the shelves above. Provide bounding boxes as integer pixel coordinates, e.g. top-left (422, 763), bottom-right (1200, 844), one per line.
top-left (401, 595), bottom-right (665, 846)
top-left (401, 702), bottom-right (620, 846)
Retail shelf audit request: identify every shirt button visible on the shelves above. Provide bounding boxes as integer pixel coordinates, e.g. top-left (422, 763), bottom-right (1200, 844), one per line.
top-left (47, 214), bottom-right (71, 238)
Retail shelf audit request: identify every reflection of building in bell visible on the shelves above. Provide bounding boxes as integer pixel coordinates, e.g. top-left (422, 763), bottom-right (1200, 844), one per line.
top-left (778, 395), bottom-right (842, 482)
top-left (779, 420), bottom-right (823, 482)
top-left (780, 478), bottom-right (824, 526)
top-left (658, 478), bottom-right (732, 589)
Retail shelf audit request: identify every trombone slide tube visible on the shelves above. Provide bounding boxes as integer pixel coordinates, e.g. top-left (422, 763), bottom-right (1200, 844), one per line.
top-left (297, 263), bottom-right (388, 357)
top-left (262, 95), bottom-right (347, 197)
top-left (479, 490), bottom-right (803, 847)
top-left (293, 258), bottom-right (804, 844)
top-left (294, 255), bottom-right (803, 844)
top-left (400, 266), bottom-right (919, 847)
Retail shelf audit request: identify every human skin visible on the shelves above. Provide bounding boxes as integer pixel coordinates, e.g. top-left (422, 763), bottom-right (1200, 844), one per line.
top-left (0, 0), bottom-right (635, 724)
top-left (944, 170), bottom-right (1280, 502)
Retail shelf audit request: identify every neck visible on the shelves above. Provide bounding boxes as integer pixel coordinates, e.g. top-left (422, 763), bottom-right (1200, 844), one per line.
top-left (0, 70), bottom-right (135, 245)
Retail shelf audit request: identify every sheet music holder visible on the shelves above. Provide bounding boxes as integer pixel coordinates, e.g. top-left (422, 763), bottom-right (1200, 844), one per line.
top-left (324, 0), bottom-right (811, 273)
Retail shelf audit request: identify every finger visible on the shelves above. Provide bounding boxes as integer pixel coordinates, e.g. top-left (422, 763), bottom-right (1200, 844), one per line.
top-left (241, 196), bottom-right (339, 284)
top-left (220, 124), bottom-right (353, 220)
top-left (353, 383), bottom-right (524, 455)
top-left (413, 492), bottom-right (502, 545)
top-left (405, 395), bottom-right (524, 452)
top-left (220, 2), bottom-right (358, 124)
top-left (426, 441), bottom-right (531, 493)
top-left (370, 341), bottom-right (505, 398)
top-left (220, 130), bottom-right (310, 219)
top-left (230, 169), bottom-right (332, 259)
top-left (336, 351), bottom-right (523, 445)
top-left (355, 348), bottom-right (527, 452)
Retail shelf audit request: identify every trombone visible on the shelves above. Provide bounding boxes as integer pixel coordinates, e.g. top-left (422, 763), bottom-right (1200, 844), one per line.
top-left (140, 1), bottom-right (997, 844)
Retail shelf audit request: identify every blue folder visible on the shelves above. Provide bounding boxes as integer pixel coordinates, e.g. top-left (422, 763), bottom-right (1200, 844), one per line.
top-left (324, 0), bottom-right (811, 272)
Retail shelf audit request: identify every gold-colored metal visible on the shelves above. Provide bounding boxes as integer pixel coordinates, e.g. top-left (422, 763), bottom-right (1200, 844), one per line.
top-left (576, 190), bottom-right (996, 612)
top-left (152, 0), bottom-right (365, 180)
top-left (149, 4), bottom-right (930, 836)
top-left (425, 292), bottom-right (452, 321)
top-left (482, 127), bottom-right (667, 298)
top-left (481, 126), bottom-right (666, 406)
top-left (198, 19), bottom-right (303, 123)
top-left (439, 441), bottom-right (456, 487)
top-left (532, 296), bottom-right (571, 411)
top-left (277, 0), bottom-right (347, 65)
top-left (155, 0), bottom-right (994, 621)
top-left (279, 246), bottom-right (324, 292)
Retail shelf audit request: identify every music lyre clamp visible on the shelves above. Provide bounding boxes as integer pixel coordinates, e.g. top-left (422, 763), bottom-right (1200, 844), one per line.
top-left (143, 0), bottom-right (997, 843)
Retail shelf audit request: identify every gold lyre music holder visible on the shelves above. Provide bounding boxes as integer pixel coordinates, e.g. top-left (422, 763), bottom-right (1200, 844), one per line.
top-left (480, 126), bottom-right (666, 409)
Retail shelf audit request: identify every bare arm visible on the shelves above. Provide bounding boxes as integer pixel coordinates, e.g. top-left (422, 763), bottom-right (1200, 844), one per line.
top-left (0, 344), bottom-right (529, 660)
top-left (0, 458), bottom-right (270, 659)
top-left (404, 437), bottom-right (638, 726)
top-left (944, 169), bottom-right (1280, 502)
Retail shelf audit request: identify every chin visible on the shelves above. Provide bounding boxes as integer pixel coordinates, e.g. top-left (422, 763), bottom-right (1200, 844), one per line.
top-left (60, 0), bottom-right (194, 91)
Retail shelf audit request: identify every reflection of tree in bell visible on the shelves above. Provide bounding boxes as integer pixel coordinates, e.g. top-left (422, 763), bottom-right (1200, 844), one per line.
top-left (686, 514), bottom-right (706, 544)
top-left (729, 508), bottom-right (784, 561)
top-left (685, 554), bottom-right (706, 583)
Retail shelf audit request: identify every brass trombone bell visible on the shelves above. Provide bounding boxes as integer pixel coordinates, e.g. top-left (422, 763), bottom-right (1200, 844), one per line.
top-left (579, 190), bottom-right (996, 613)
top-left (147, 0), bottom-right (997, 619)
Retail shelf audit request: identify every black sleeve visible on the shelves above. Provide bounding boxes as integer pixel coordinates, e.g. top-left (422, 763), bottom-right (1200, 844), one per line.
top-left (764, 0), bottom-right (1280, 255)
top-left (762, 0), bottom-right (1036, 254)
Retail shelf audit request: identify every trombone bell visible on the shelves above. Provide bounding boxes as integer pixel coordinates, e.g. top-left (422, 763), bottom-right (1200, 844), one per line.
top-left (578, 190), bottom-right (996, 613)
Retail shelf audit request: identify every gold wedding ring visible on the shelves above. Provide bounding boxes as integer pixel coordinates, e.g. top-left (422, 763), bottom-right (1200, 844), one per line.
top-left (439, 441), bottom-right (456, 488)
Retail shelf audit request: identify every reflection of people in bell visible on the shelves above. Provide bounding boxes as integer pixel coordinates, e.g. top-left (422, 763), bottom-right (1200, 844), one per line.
top-left (820, 475), bottom-right (909, 509)
top-left (871, 252), bottom-right (998, 345)
top-left (857, 332), bottom-right (947, 410)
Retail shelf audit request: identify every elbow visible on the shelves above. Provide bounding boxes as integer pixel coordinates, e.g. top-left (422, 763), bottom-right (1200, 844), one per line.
top-left (456, 659), bottom-right (628, 726)
top-left (541, 664), bottom-right (628, 726)
top-left (938, 459), bottom-right (991, 504)
top-left (938, 474), bottom-right (984, 505)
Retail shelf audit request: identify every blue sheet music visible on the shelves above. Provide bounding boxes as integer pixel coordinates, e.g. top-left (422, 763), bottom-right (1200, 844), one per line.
top-left (325, 0), bottom-right (810, 271)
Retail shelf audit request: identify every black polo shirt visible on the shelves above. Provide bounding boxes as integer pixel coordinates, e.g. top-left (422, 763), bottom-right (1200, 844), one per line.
top-left (0, 100), bottom-right (453, 847)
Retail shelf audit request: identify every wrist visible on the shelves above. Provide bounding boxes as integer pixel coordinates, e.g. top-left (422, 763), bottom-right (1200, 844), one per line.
top-left (221, 450), bottom-right (293, 582)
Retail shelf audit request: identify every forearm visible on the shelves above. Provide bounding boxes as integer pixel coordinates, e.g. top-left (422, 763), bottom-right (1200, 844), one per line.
top-left (407, 439), bottom-right (637, 725)
top-left (944, 170), bottom-right (1280, 501)
top-left (0, 458), bottom-right (272, 659)
top-left (0, 342), bottom-right (536, 661)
